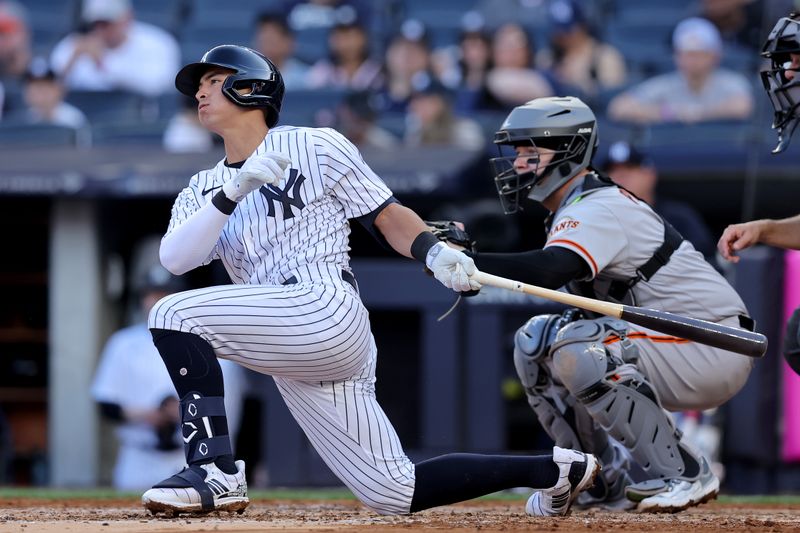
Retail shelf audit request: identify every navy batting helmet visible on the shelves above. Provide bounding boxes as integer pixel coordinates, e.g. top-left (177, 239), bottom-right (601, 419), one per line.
top-left (175, 44), bottom-right (285, 128)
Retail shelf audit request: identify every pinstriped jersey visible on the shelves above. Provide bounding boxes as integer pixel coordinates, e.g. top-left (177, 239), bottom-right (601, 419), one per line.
top-left (166, 126), bottom-right (393, 285)
top-left (545, 183), bottom-right (747, 322)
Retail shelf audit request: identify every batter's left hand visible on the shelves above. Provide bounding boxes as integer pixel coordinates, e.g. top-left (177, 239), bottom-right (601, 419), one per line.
top-left (426, 242), bottom-right (482, 292)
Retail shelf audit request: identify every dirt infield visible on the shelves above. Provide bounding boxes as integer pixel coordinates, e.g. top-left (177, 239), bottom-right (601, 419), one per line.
top-left (0, 498), bottom-right (798, 532)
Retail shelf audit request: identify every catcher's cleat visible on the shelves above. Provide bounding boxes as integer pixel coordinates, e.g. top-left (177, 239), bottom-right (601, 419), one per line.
top-left (627, 457), bottom-right (719, 513)
top-left (574, 471), bottom-right (637, 512)
top-left (525, 446), bottom-right (601, 517)
top-left (143, 460), bottom-right (248, 516)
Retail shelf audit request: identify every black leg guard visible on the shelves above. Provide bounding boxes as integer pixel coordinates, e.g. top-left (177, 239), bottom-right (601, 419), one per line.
top-left (180, 392), bottom-right (233, 464)
top-left (151, 329), bottom-right (235, 471)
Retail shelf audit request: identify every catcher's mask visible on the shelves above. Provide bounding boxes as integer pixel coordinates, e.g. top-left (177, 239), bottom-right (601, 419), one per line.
top-left (175, 44), bottom-right (285, 128)
top-left (762, 14), bottom-right (800, 153)
top-left (490, 96), bottom-right (598, 214)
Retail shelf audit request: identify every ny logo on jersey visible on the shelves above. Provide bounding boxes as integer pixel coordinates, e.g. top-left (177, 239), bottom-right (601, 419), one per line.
top-left (260, 168), bottom-right (306, 220)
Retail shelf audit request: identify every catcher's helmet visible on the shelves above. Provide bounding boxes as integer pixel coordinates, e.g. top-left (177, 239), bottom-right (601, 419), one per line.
top-left (761, 14), bottom-right (800, 153)
top-left (175, 44), bottom-right (284, 128)
top-left (490, 96), bottom-right (598, 213)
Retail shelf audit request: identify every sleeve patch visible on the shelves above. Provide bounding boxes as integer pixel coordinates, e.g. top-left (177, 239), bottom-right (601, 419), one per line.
top-left (548, 217), bottom-right (581, 238)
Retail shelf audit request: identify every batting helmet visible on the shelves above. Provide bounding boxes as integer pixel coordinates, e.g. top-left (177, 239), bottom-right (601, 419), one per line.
top-left (761, 13), bottom-right (800, 153)
top-left (175, 44), bottom-right (284, 128)
top-left (490, 96), bottom-right (598, 213)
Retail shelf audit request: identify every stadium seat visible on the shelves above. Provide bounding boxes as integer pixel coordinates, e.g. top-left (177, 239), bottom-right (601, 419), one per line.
top-left (0, 123), bottom-right (79, 146)
top-left (131, 0), bottom-right (184, 36)
top-left (186, 0), bottom-right (274, 30)
top-left (64, 90), bottom-right (145, 124)
top-left (89, 120), bottom-right (170, 145)
top-left (644, 120), bottom-right (753, 147)
top-left (376, 112), bottom-right (406, 137)
top-left (280, 88), bottom-right (348, 127)
top-left (604, 19), bottom-right (677, 78)
top-left (25, 0), bottom-right (79, 53)
top-left (292, 26), bottom-right (331, 65)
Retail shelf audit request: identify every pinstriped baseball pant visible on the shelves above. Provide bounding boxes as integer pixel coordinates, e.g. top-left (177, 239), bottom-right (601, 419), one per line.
top-left (148, 278), bottom-right (416, 515)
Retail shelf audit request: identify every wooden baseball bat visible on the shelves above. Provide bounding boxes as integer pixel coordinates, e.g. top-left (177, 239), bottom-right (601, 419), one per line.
top-left (471, 271), bottom-right (768, 359)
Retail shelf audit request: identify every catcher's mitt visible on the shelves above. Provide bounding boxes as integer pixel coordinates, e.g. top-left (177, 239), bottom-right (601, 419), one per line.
top-left (425, 220), bottom-right (477, 254)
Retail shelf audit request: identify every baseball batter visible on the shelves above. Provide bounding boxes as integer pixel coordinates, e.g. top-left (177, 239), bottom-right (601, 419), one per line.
top-left (440, 97), bottom-right (754, 512)
top-left (141, 45), bottom-right (599, 518)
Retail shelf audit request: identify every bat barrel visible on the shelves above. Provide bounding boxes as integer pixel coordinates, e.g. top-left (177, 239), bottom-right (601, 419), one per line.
top-left (620, 306), bottom-right (768, 358)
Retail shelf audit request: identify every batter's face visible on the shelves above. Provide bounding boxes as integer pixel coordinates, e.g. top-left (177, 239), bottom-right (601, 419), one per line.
top-left (195, 67), bottom-right (243, 130)
top-left (513, 145), bottom-right (555, 176)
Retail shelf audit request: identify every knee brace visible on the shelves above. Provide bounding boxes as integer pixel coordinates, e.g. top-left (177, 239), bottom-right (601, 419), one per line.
top-left (551, 318), bottom-right (693, 480)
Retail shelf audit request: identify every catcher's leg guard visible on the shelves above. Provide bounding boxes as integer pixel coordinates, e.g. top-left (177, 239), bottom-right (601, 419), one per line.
top-left (550, 318), bottom-right (699, 481)
top-left (514, 314), bottom-right (584, 450)
top-left (514, 314), bottom-right (634, 509)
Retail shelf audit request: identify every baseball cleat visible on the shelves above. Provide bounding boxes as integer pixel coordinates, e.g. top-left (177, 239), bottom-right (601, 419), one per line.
top-left (627, 458), bottom-right (719, 513)
top-left (525, 446), bottom-right (601, 517)
top-left (574, 471), bottom-right (637, 512)
top-left (143, 460), bottom-right (248, 517)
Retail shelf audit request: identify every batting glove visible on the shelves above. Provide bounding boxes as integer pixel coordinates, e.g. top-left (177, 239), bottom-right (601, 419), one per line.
top-left (222, 151), bottom-right (291, 202)
top-left (426, 242), bottom-right (482, 292)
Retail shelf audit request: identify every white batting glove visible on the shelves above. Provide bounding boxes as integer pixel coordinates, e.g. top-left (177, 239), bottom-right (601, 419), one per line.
top-left (222, 151), bottom-right (291, 202)
top-left (426, 242), bottom-right (482, 292)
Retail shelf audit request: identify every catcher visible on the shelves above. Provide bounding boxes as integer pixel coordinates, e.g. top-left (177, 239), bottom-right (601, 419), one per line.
top-left (431, 96), bottom-right (754, 512)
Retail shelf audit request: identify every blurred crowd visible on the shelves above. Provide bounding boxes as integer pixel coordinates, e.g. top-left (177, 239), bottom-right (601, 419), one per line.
top-left (0, 0), bottom-right (789, 152)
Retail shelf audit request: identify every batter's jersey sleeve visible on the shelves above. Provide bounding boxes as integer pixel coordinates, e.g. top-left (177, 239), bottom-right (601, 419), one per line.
top-left (312, 128), bottom-right (394, 219)
top-left (164, 168), bottom-right (222, 266)
top-left (544, 199), bottom-right (629, 279)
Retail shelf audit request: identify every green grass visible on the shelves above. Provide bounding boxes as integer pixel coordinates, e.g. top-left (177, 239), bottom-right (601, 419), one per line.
top-left (0, 487), bottom-right (798, 506)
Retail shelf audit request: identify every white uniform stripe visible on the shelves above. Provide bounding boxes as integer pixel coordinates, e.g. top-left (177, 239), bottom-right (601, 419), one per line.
top-left (154, 125), bottom-right (414, 513)
top-left (276, 378), bottom-right (414, 514)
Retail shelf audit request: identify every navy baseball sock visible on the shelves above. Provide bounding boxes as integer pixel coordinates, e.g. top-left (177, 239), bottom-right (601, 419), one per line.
top-left (151, 328), bottom-right (237, 475)
top-left (409, 454), bottom-right (559, 513)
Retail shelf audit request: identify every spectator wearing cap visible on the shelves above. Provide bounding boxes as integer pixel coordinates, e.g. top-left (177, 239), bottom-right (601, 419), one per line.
top-left (0, 0), bottom-right (32, 119)
top-left (486, 22), bottom-right (554, 108)
top-left (404, 73), bottom-right (483, 150)
top-left (536, 0), bottom-right (627, 99)
top-left (92, 260), bottom-right (245, 490)
top-left (50, 0), bottom-right (180, 97)
top-left (607, 17), bottom-right (753, 124)
top-left (253, 12), bottom-right (309, 89)
top-left (335, 90), bottom-right (398, 150)
top-left (379, 19), bottom-right (435, 112)
top-left (305, 12), bottom-right (382, 90)
top-left (0, 0), bottom-right (30, 79)
top-left (16, 56), bottom-right (87, 130)
top-left (602, 141), bottom-right (716, 262)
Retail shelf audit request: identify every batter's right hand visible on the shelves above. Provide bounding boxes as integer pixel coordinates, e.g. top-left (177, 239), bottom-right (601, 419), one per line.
top-left (717, 221), bottom-right (764, 263)
top-left (426, 242), bottom-right (482, 292)
top-left (223, 151), bottom-right (291, 202)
